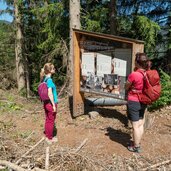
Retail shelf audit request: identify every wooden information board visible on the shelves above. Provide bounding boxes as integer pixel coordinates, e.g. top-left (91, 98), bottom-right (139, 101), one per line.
top-left (73, 29), bottom-right (144, 117)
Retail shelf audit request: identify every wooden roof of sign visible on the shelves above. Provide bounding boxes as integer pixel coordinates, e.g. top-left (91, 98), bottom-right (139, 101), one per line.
top-left (73, 28), bottom-right (144, 44)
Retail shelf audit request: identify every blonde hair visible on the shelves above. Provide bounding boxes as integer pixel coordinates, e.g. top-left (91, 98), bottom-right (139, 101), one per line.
top-left (40, 63), bottom-right (54, 82)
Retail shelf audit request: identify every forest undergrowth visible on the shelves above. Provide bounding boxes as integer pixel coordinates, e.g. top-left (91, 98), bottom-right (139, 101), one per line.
top-left (0, 89), bottom-right (171, 171)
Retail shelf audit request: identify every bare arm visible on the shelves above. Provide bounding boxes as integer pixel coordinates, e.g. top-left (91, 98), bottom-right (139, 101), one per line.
top-left (48, 88), bottom-right (56, 112)
top-left (125, 81), bottom-right (132, 91)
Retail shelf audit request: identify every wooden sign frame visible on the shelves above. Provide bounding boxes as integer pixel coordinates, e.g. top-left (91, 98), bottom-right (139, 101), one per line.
top-left (73, 29), bottom-right (144, 117)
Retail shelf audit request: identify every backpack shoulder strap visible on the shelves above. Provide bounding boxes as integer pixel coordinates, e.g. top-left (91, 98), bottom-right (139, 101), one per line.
top-left (136, 69), bottom-right (146, 75)
top-left (130, 69), bottom-right (145, 93)
top-left (43, 77), bottom-right (50, 83)
top-left (136, 69), bottom-right (151, 88)
top-left (136, 69), bottom-right (149, 80)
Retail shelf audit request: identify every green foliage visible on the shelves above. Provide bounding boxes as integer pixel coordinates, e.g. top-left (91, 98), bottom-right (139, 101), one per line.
top-left (117, 16), bottom-right (133, 36)
top-left (19, 130), bottom-right (32, 139)
top-left (81, 5), bottom-right (109, 33)
top-left (169, 24), bottom-right (171, 49)
top-left (82, 19), bottom-right (101, 32)
top-left (0, 101), bottom-right (22, 112)
top-left (23, 1), bottom-right (69, 93)
top-left (149, 70), bottom-right (171, 111)
top-left (32, 81), bottom-right (40, 94)
top-left (35, 3), bottom-right (64, 51)
top-left (19, 87), bottom-right (27, 97)
top-left (0, 169), bottom-right (8, 171)
top-left (0, 21), bottom-right (15, 69)
top-left (1, 0), bottom-right (170, 101)
top-left (0, 94), bottom-right (22, 112)
top-left (132, 16), bottom-right (160, 53)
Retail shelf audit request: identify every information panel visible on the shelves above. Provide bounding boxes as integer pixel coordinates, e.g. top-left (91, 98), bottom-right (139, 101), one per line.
top-left (79, 33), bottom-right (133, 100)
top-left (72, 29), bottom-right (144, 116)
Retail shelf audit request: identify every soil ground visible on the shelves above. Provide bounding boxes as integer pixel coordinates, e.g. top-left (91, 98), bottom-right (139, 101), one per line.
top-left (0, 89), bottom-right (171, 170)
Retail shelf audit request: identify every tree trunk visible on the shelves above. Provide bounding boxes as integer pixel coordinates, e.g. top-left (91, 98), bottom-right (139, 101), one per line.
top-left (44, 0), bottom-right (48, 6)
top-left (69, 0), bottom-right (81, 95)
top-left (167, 15), bottom-right (171, 75)
top-left (14, 0), bottom-right (26, 92)
top-left (110, 0), bottom-right (117, 35)
top-left (25, 56), bottom-right (30, 97)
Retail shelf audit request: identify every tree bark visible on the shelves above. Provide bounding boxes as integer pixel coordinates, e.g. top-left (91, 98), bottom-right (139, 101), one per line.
top-left (110, 0), bottom-right (117, 35)
top-left (167, 15), bottom-right (171, 74)
top-left (69, 0), bottom-right (81, 95)
top-left (14, 0), bottom-right (26, 92)
top-left (25, 57), bottom-right (30, 97)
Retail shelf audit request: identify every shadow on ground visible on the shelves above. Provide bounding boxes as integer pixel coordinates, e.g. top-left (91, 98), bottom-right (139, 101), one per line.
top-left (86, 106), bottom-right (128, 127)
top-left (105, 126), bottom-right (131, 147)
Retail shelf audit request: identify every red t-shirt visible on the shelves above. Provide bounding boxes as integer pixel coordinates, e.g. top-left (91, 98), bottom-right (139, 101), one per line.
top-left (127, 70), bottom-right (144, 102)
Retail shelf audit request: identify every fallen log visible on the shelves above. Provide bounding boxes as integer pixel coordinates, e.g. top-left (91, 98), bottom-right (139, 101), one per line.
top-left (142, 160), bottom-right (171, 171)
top-left (0, 160), bottom-right (46, 171)
top-left (24, 131), bottom-right (35, 141)
top-left (73, 138), bottom-right (88, 153)
top-left (16, 137), bottom-right (45, 165)
top-left (0, 160), bottom-right (27, 171)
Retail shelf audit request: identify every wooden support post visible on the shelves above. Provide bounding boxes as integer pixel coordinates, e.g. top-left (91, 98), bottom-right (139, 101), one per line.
top-left (73, 31), bottom-right (85, 117)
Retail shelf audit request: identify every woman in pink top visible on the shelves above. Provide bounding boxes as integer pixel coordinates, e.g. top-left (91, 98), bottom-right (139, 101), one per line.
top-left (125, 53), bottom-right (150, 153)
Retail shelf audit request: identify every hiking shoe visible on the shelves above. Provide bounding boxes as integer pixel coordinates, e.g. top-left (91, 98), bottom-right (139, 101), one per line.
top-left (52, 136), bottom-right (58, 143)
top-left (45, 137), bottom-right (53, 145)
top-left (127, 145), bottom-right (141, 153)
top-left (127, 140), bottom-right (134, 146)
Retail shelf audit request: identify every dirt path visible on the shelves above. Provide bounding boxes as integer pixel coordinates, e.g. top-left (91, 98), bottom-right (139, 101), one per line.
top-left (1, 98), bottom-right (171, 158)
top-left (0, 89), bottom-right (171, 170)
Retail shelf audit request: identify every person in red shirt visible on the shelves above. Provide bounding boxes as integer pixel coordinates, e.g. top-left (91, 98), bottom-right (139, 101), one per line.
top-left (125, 53), bottom-right (150, 153)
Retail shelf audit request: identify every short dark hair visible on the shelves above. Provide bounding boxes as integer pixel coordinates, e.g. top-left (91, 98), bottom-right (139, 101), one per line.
top-left (135, 53), bottom-right (149, 69)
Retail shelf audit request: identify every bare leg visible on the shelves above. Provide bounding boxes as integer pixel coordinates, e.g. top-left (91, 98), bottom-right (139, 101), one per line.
top-left (138, 118), bottom-right (145, 143)
top-left (132, 121), bottom-right (141, 147)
